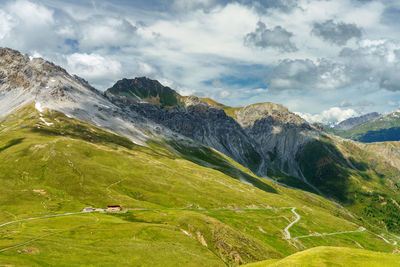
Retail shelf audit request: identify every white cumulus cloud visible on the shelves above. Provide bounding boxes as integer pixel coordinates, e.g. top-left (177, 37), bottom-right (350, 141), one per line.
top-left (8, 0), bottom-right (54, 26)
top-left (296, 107), bottom-right (358, 124)
top-left (66, 53), bottom-right (122, 88)
top-left (0, 10), bottom-right (15, 40)
top-left (79, 17), bottom-right (137, 49)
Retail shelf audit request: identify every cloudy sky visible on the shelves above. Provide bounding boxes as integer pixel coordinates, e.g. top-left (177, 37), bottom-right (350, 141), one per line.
top-left (1, 0), bottom-right (400, 123)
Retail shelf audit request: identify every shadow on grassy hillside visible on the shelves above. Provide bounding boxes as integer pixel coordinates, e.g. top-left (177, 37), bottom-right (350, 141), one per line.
top-left (297, 139), bottom-right (352, 202)
top-left (296, 138), bottom-right (376, 203)
top-left (359, 127), bottom-right (400, 142)
top-left (0, 138), bottom-right (24, 152)
top-left (168, 141), bottom-right (277, 194)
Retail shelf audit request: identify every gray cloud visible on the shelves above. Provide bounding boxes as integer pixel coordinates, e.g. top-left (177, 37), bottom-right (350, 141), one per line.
top-left (244, 21), bottom-right (297, 52)
top-left (238, 0), bottom-right (298, 13)
top-left (339, 100), bottom-right (374, 108)
top-left (172, 0), bottom-right (219, 12)
top-left (172, 0), bottom-right (299, 13)
top-left (339, 40), bottom-right (400, 91)
top-left (0, 1), bottom-right (140, 54)
top-left (266, 58), bottom-right (350, 91)
top-left (266, 59), bottom-right (317, 90)
top-left (78, 16), bottom-right (137, 49)
top-left (381, 6), bottom-right (400, 26)
top-left (1, 0), bottom-right (400, 118)
top-left (379, 67), bottom-right (400, 91)
top-left (267, 39), bottom-right (400, 93)
top-left (312, 20), bottom-right (362, 45)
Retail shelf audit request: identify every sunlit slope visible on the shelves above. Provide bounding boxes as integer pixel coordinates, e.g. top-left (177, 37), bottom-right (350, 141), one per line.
top-left (243, 246), bottom-right (400, 267)
top-left (0, 104), bottom-right (397, 266)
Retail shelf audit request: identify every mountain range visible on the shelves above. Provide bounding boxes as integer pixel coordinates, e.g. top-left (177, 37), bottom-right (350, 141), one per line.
top-left (330, 111), bottom-right (400, 143)
top-left (333, 112), bottom-right (381, 131)
top-left (1, 47), bottom-right (400, 266)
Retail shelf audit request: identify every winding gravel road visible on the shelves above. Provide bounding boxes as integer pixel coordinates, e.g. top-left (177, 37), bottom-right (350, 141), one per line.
top-left (284, 207), bottom-right (301, 239)
top-left (0, 212), bottom-right (87, 228)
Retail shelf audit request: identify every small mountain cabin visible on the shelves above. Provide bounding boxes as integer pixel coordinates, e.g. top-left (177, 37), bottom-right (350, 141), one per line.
top-left (107, 205), bottom-right (122, 212)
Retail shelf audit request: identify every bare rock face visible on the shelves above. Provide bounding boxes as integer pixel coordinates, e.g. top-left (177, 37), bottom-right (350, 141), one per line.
top-left (0, 47), bottom-right (100, 111)
top-left (106, 86), bottom-right (264, 173)
top-left (235, 103), bottom-right (307, 128)
top-left (234, 103), bottom-right (320, 178)
top-left (0, 48), bottom-right (73, 113)
top-left (0, 48), bottom-right (154, 145)
top-left (105, 78), bottom-right (321, 178)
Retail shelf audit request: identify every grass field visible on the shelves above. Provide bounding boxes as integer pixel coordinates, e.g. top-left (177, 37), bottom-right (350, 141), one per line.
top-left (243, 246), bottom-right (400, 267)
top-left (0, 104), bottom-right (399, 266)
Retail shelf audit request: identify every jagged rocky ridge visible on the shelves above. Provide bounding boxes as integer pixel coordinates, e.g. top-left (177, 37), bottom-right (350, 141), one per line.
top-left (234, 103), bottom-right (319, 178)
top-left (0, 48), bottom-right (180, 146)
top-left (105, 77), bottom-right (321, 178)
top-left (0, 47), bottom-right (321, 183)
top-left (106, 83), bottom-right (265, 174)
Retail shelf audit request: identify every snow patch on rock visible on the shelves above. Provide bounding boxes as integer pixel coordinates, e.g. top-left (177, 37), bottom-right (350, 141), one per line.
top-left (35, 102), bottom-right (43, 112)
top-left (39, 117), bottom-right (53, 126)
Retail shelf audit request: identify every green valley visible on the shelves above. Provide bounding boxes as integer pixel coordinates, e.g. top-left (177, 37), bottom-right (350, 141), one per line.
top-left (0, 104), bottom-right (398, 266)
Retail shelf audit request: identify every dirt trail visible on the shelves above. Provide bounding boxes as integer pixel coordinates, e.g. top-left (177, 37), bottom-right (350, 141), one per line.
top-left (1, 206), bottom-right (379, 246)
top-left (0, 212), bottom-right (86, 228)
top-left (293, 227), bottom-right (366, 240)
top-left (284, 207), bottom-right (300, 239)
top-left (282, 207), bottom-right (370, 242)
top-left (0, 214), bottom-right (99, 253)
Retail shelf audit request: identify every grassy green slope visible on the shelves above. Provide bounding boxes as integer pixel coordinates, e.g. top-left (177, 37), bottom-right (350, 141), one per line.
top-left (297, 135), bottom-right (400, 236)
top-left (197, 97), bottom-right (241, 120)
top-left (0, 104), bottom-right (397, 266)
top-left (243, 246), bottom-right (400, 267)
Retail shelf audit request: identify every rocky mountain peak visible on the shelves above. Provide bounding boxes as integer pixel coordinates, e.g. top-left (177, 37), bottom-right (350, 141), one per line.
top-left (235, 102), bottom-right (307, 128)
top-left (0, 47), bottom-right (72, 93)
top-left (106, 77), bottom-right (181, 107)
top-left (0, 48), bottom-right (156, 145)
top-left (0, 47), bottom-right (29, 65)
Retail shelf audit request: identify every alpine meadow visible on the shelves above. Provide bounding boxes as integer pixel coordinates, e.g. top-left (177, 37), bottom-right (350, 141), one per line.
top-left (1, 1), bottom-right (400, 266)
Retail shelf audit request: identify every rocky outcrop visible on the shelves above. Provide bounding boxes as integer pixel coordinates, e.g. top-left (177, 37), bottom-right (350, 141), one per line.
top-left (107, 89), bottom-right (264, 173)
top-left (105, 78), bottom-right (321, 178)
top-left (234, 103), bottom-right (320, 178)
top-left (0, 47), bottom-right (157, 145)
top-left (106, 77), bottom-right (181, 107)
